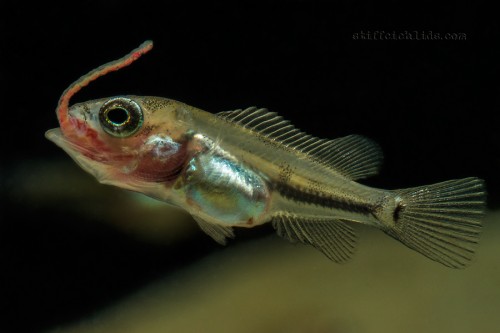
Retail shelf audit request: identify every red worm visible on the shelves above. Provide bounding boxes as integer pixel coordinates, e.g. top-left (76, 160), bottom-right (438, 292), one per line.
top-left (57, 41), bottom-right (154, 135)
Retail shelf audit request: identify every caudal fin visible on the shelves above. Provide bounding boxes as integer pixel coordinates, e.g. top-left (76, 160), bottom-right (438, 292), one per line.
top-left (385, 177), bottom-right (486, 268)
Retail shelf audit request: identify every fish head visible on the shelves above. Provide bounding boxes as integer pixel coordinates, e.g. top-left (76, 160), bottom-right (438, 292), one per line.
top-left (46, 41), bottom-right (195, 201)
top-left (46, 95), bottom-right (192, 199)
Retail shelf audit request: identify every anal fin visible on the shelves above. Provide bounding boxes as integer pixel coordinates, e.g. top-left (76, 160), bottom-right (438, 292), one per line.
top-left (193, 216), bottom-right (235, 245)
top-left (272, 214), bottom-right (357, 263)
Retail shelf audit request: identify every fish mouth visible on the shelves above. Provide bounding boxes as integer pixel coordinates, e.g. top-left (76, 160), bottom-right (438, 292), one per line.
top-left (45, 128), bottom-right (112, 181)
top-left (45, 127), bottom-right (164, 196)
top-left (45, 128), bottom-right (103, 161)
top-left (45, 127), bottom-right (71, 149)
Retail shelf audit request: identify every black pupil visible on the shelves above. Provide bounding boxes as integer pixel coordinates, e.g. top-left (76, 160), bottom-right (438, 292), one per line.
top-left (107, 107), bottom-right (129, 125)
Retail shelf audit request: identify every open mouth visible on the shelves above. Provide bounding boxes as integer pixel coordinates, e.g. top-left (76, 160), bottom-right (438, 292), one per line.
top-left (45, 128), bottom-right (113, 180)
top-left (45, 127), bottom-right (141, 187)
top-left (45, 128), bottom-right (105, 161)
top-left (45, 127), bottom-right (162, 195)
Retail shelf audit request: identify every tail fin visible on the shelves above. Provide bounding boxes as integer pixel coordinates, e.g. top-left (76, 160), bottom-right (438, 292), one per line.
top-left (384, 177), bottom-right (486, 268)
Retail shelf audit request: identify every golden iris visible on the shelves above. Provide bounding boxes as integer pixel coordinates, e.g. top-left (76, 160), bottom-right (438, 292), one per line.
top-left (99, 97), bottom-right (143, 137)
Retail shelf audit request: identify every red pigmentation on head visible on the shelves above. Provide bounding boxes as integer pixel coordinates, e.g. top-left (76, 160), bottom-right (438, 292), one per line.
top-left (56, 41), bottom-right (153, 137)
top-left (132, 135), bottom-right (189, 183)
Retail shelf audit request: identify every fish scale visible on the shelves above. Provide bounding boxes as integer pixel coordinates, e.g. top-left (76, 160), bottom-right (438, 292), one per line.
top-left (46, 41), bottom-right (486, 269)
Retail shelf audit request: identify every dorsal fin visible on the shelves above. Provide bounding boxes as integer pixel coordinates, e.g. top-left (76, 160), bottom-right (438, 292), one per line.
top-left (217, 107), bottom-right (383, 180)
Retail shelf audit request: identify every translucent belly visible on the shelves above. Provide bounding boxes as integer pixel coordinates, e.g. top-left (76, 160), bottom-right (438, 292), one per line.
top-left (182, 153), bottom-right (269, 225)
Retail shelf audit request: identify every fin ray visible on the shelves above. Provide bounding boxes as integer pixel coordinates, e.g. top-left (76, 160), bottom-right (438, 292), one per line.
top-left (193, 216), bottom-right (235, 245)
top-left (272, 214), bottom-right (357, 263)
top-left (217, 107), bottom-right (383, 180)
top-left (385, 177), bottom-right (486, 269)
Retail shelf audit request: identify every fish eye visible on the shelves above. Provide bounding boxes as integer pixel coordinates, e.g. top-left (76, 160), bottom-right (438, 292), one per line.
top-left (99, 97), bottom-right (143, 137)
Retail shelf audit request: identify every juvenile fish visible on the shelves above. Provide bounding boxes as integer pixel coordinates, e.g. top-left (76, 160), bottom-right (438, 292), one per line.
top-left (46, 41), bottom-right (486, 268)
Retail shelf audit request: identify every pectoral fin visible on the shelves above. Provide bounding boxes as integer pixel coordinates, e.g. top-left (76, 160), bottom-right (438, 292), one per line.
top-left (272, 214), bottom-right (357, 263)
top-left (193, 216), bottom-right (235, 245)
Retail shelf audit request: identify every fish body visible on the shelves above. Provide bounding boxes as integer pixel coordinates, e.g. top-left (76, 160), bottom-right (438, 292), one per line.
top-left (46, 41), bottom-right (486, 268)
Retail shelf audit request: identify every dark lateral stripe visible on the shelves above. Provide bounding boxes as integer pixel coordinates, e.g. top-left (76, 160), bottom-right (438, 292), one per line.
top-left (275, 182), bottom-right (374, 215)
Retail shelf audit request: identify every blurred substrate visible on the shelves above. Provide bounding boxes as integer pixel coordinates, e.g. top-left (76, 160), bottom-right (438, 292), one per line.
top-left (53, 215), bottom-right (500, 333)
top-left (1, 160), bottom-right (499, 333)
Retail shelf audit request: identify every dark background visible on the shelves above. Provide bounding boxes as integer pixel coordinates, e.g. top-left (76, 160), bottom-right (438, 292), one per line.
top-left (1, 1), bottom-right (499, 332)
